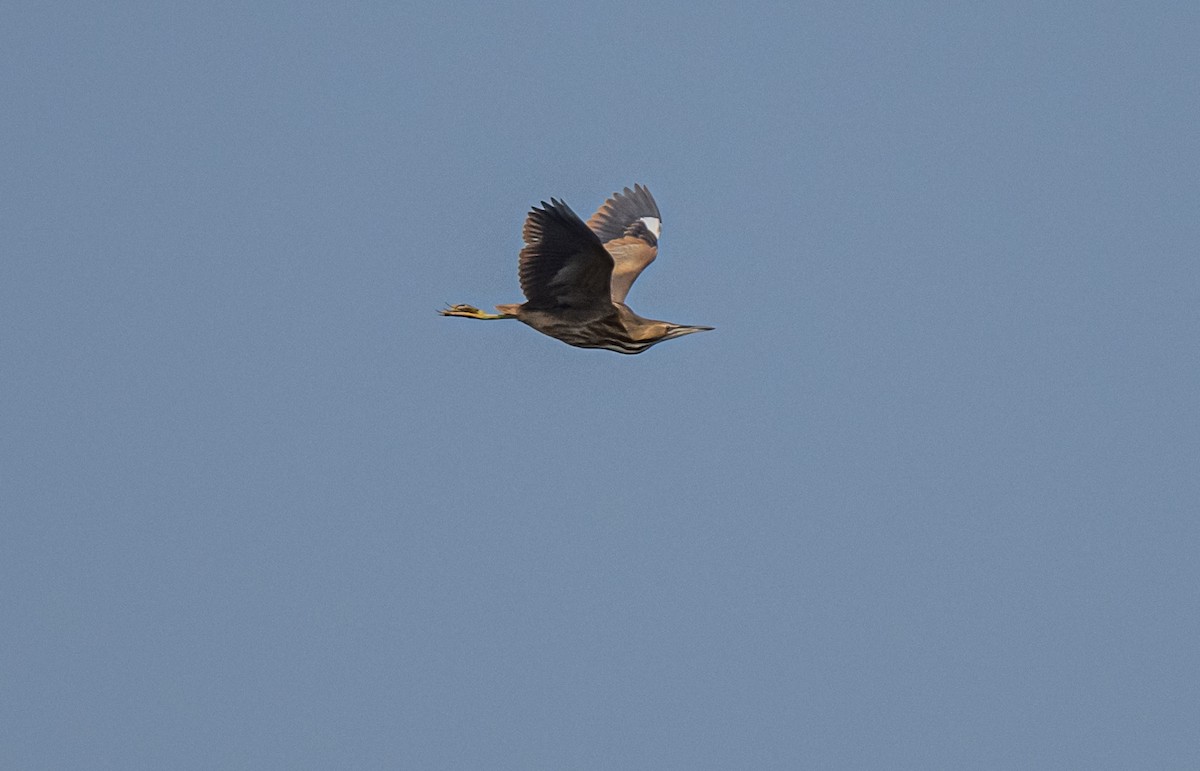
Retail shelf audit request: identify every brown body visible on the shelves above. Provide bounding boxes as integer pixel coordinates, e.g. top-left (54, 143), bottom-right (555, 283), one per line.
top-left (498, 302), bottom-right (687, 355)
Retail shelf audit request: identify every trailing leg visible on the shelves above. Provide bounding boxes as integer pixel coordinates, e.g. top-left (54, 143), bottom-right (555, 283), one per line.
top-left (438, 304), bottom-right (515, 320)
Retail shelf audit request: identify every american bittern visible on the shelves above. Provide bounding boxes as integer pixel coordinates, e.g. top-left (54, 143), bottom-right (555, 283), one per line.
top-left (440, 184), bottom-right (713, 354)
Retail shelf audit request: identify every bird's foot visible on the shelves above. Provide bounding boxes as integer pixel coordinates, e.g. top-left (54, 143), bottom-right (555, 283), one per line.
top-left (438, 303), bottom-right (509, 320)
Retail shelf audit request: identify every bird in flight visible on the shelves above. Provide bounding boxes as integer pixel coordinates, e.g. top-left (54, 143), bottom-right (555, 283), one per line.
top-left (440, 184), bottom-right (713, 354)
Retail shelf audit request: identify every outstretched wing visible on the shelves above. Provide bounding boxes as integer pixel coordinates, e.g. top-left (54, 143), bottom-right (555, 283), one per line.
top-left (586, 184), bottom-right (661, 304)
top-left (518, 199), bottom-right (614, 311)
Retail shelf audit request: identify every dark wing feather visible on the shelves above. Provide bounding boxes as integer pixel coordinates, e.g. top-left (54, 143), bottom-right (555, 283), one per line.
top-left (518, 199), bottom-right (614, 310)
top-left (586, 184), bottom-right (661, 303)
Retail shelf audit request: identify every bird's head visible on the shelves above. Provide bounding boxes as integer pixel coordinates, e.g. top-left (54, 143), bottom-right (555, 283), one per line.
top-left (657, 323), bottom-right (715, 342)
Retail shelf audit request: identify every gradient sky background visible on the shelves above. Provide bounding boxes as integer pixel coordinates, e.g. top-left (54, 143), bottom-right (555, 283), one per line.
top-left (3, 2), bottom-right (1198, 768)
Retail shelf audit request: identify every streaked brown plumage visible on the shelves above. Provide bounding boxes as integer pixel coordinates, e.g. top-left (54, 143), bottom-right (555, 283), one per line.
top-left (440, 184), bottom-right (712, 354)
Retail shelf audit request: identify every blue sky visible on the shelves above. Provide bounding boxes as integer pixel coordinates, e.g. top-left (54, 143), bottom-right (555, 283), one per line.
top-left (3, 2), bottom-right (1198, 768)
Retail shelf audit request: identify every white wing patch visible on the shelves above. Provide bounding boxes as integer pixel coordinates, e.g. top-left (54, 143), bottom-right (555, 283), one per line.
top-left (640, 216), bottom-right (662, 239)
